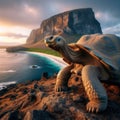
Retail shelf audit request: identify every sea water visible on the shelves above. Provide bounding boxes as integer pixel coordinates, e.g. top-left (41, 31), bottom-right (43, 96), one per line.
top-left (0, 49), bottom-right (62, 90)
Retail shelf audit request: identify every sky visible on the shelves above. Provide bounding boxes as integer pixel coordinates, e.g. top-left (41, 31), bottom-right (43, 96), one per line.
top-left (0, 0), bottom-right (120, 45)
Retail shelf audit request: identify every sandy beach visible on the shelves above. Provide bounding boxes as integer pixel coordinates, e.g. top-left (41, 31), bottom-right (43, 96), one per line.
top-left (28, 52), bottom-right (67, 68)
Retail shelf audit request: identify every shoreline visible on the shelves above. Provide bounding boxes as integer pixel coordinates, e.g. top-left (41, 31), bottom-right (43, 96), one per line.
top-left (27, 51), bottom-right (67, 68)
top-left (0, 51), bottom-right (67, 91)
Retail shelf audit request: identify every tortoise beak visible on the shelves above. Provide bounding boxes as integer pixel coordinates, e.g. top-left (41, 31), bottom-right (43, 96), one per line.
top-left (44, 35), bottom-right (56, 47)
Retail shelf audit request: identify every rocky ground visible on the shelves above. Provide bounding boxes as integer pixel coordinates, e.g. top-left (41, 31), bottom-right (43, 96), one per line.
top-left (0, 74), bottom-right (120, 120)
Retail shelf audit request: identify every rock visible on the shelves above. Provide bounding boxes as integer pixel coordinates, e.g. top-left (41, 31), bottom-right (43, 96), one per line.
top-left (37, 91), bottom-right (45, 100)
top-left (42, 72), bottom-right (49, 79)
top-left (10, 94), bottom-right (17, 100)
top-left (39, 85), bottom-right (44, 91)
top-left (24, 110), bottom-right (53, 120)
top-left (26, 8), bottom-right (102, 46)
top-left (30, 65), bottom-right (40, 69)
top-left (26, 29), bottom-right (38, 44)
top-left (22, 88), bottom-right (28, 94)
top-left (2, 110), bottom-right (21, 120)
top-left (28, 89), bottom-right (36, 102)
top-left (40, 94), bottom-right (66, 113)
top-left (0, 88), bottom-right (8, 96)
top-left (8, 110), bottom-right (20, 120)
top-left (34, 83), bottom-right (39, 89)
top-left (0, 78), bottom-right (120, 120)
top-left (6, 46), bottom-right (27, 52)
top-left (72, 95), bottom-right (85, 103)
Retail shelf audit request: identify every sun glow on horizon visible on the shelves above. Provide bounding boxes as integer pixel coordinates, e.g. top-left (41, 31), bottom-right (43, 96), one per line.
top-left (0, 36), bottom-right (26, 44)
top-left (0, 25), bottom-right (30, 35)
top-left (0, 25), bottom-right (31, 45)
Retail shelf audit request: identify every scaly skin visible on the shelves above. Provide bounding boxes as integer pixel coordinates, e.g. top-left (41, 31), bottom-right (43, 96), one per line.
top-left (81, 65), bottom-right (107, 112)
top-left (44, 35), bottom-right (111, 112)
top-left (55, 64), bottom-right (73, 92)
top-left (56, 64), bottom-right (108, 112)
top-left (71, 64), bottom-right (83, 75)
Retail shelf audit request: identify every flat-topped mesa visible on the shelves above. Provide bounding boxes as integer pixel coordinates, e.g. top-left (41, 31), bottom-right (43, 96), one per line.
top-left (27, 8), bottom-right (102, 45)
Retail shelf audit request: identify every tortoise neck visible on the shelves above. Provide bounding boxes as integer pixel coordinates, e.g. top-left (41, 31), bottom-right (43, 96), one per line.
top-left (59, 44), bottom-right (81, 63)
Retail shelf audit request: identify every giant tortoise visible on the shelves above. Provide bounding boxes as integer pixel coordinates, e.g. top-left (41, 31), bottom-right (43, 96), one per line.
top-left (44, 33), bottom-right (120, 112)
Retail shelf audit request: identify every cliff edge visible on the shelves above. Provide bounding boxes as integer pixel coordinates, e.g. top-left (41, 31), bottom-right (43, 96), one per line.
top-left (0, 75), bottom-right (120, 120)
top-left (26, 8), bottom-right (102, 47)
top-left (6, 8), bottom-right (102, 51)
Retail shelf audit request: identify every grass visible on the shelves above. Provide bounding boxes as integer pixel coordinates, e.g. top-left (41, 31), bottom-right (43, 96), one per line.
top-left (26, 34), bottom-right (82, 57)
top-left (27, 48), bottom-right (61, 57)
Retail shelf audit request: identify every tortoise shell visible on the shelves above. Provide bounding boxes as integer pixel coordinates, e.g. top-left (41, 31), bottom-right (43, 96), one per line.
top-left (70, 34), bottom-right (120, 72)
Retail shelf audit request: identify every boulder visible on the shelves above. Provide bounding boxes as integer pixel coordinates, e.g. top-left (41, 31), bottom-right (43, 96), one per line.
top-left (24, 110), bottom-right (53, 120)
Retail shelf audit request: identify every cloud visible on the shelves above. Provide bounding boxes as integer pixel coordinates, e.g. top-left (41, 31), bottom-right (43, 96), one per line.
top-left (0, 0), bottom-right (120, 40)
top-left (0, 0), bottom-right (119, 29)
top-left (23, 4), bottom-right (38, 16)
top-left (0, 0), bottom-right (42, 28)
top-left (103, 24), bottom-right (120, 36)
top-left (0, 41), bottom-right (23, 46)
top-left (0, 32), bottom-right (27, 39)
top-left (95, 11), bottom-right (120, 28)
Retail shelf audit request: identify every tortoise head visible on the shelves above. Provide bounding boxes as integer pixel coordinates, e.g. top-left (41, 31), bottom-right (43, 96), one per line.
top-left (44, 35), bottom-right (66, 51)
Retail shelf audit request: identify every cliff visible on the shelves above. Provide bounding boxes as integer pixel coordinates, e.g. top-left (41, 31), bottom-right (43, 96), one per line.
top-left (26, 8), bottom-right (102, 47)
top-left (0, 75), bottom-right (120, 120)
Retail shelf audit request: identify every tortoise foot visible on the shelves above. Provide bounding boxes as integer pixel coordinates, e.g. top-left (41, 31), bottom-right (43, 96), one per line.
top-left (55, 85), bottom-right (68, 92)
top-left (86, 101), bottom-right (104, 113)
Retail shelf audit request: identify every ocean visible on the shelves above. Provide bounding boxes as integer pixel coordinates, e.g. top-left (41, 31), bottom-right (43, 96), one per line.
top-left (0, 49), bottom-right (62, 90)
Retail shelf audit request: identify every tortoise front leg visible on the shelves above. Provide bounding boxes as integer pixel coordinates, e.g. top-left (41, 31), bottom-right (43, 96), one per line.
top-left (81, 65), bottom-right (108, 112)
top-left (55, 64), bottom-right (73, 92)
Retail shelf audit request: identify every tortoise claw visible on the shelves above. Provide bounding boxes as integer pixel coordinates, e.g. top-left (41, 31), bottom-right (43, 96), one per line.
top-left (55, 85), bottom-right (68, 92)
top-left (86, 101), bottom-right (102, 113)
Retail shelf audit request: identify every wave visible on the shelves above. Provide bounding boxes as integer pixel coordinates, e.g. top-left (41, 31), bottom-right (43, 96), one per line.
top-left (0, 81), bottom-right (16, 90)
top-left (0, 70), bottom-right (16, 73)
top-left (28, 52), bottom-right (66, 68)
top-left (0, 49), bottom-right (28, 61)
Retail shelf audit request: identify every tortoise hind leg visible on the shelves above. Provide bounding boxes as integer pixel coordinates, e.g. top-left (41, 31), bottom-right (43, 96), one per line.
top-left (81, 65), bottom-right (108, 112)
top-left (55, 64), bottom-right (73, 92)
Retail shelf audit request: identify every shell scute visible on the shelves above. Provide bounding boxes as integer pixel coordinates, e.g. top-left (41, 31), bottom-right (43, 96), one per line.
top-left (76, 34), bottom-right (120, 71)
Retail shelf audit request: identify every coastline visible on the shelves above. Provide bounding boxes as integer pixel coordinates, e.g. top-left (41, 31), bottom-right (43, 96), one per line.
top-left (27, 51), bottom-right (67, 68)
top-left (0, 51), bottom-right (120, 119)
top-left (0, 50), bottom-right (67, 90)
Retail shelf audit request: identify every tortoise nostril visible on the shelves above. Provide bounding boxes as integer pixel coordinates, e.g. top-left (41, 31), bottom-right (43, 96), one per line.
top-left (49, 36), bottom-right (53, 40)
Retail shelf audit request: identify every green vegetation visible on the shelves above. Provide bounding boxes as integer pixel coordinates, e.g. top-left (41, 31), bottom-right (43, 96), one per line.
top-left (26, 34), bottom-right (82, 57)
top-left (27, 48), bottom-right (61, 57)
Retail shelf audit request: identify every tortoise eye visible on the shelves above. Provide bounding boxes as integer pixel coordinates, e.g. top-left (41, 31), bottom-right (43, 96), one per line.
top-left (57, 38), bottom-right (61, 42)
